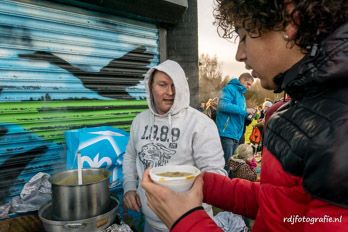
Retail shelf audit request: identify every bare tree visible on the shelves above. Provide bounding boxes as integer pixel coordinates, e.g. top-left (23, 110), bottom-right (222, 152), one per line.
top-left (199, 53), bottom-right (224, 103)
top-left (199, 54), bottom-right (282, 108)
top-left (245, 80), bottom-right (284, 107)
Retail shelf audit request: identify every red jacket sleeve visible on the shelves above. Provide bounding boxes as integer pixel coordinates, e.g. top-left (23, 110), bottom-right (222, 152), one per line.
top-left (203, 172), bottom-right (260, 218)
top-left (171, 172), bottom-right (260, 232)
top-left (171, 209), bottom-right (223, 232)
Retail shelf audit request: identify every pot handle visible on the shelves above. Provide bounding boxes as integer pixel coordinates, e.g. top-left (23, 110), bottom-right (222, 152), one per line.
top-left (64, 223), bottom-right (87, 229)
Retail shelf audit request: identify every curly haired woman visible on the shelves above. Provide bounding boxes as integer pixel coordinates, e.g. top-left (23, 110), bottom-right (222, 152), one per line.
top-left (141, 1), bottom-right (348, 231)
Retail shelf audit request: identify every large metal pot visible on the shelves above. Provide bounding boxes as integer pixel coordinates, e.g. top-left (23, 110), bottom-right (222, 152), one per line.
top-left (50, 168), bottom-right (110, 221)
top-left (39, 196), bottom-right (118, 232)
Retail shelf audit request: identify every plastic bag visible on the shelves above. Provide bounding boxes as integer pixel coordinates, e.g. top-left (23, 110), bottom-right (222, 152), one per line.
top-left (65, 126), bottom-right (129, 190)
top-left (0, 203), bottom-right (11, 219)
top-left (213, 211), bottom-right (248, 232)
top-left (102, 222), bottom-right (133, 232)
top-left (10, 172), bottom-right (51, 213)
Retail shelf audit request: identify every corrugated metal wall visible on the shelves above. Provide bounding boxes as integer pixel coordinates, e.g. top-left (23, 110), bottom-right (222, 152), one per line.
top-left (0, 0), bottom-right (159, 205)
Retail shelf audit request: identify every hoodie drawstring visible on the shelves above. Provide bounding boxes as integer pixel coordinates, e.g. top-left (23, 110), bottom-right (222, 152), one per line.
top-left (150, 113), bottom-right (155, 143)
top-left (150, 112), bottom-right (173, 143)
top-left (168, 114), bottom-right (172, 133)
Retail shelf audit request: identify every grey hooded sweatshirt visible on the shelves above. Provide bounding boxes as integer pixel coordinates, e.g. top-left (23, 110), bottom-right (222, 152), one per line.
top-left (122, 60), bottom-right (226, 230)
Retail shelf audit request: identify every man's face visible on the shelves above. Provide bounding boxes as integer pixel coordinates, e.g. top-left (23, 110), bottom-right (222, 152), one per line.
top-left (151, 71), bottom-right (175, 114)
top-left (235, 28), bottom-right (304, 90)
top-left (240, 79), bottom-right (253, 90)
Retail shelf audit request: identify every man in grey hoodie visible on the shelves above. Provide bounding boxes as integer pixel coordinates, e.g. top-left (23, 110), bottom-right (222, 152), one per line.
top-left (122, 59), bottom-right (226, 232)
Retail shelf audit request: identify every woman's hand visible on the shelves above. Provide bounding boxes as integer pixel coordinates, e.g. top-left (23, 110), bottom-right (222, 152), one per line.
top-left (141, 169), bottom-right (204, 228)
top-left (123, 190), bottom-right (142, 212)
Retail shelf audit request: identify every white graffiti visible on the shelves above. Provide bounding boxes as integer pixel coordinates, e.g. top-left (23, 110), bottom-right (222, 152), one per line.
top-left (78, 130), bottom-right (126, 156)
top-left (81, 153), bottom-right (112, 168)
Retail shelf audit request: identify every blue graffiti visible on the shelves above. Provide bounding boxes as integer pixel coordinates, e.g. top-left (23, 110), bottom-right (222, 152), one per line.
top-left (0, 123), bottom-right (65, 203)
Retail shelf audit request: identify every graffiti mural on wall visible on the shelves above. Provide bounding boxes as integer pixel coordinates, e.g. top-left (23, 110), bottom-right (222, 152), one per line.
top-left (0, 124), bottom-right (49, 202)
top-left (0, 0), bottom-right (159, 206)
top-left (0, 25), bottom-right (157, 101)
top-left (18, 46), bottom-right (153, 99)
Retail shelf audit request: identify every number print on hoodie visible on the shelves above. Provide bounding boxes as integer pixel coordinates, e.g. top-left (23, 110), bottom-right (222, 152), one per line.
top-left (138, 125), bottom-right (180, 168)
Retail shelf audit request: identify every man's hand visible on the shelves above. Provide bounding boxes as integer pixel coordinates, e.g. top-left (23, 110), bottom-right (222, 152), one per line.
top-left (141, 169), bottom-right (204, 229)
top-left (247, 108), bottom-right (256, 115)
top-left (123, 190), bottom-right (142, 212)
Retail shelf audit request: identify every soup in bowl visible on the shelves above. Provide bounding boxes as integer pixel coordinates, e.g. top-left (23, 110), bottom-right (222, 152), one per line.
top-left (149, 165), bottom-right (201, 192)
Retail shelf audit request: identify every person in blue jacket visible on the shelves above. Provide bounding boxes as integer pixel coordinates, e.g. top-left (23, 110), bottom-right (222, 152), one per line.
top-left (216, 73), bottom-right (255, 169)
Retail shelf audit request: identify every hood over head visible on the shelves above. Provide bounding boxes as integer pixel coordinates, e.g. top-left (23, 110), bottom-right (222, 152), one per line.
top-left (228, 78), bottom-right (247, 94)
top-left (144, 60), bottom-right (190, 116)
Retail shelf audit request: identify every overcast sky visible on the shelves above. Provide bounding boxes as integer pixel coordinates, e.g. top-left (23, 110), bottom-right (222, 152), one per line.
top-left (198, 0), bottom-right (248, 78)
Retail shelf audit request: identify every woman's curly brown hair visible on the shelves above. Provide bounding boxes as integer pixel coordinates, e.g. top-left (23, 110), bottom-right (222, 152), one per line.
top-left (214, 0), bottom-right (348, 50)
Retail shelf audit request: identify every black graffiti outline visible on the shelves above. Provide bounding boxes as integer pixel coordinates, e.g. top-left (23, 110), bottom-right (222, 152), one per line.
top-left (18, 47), bottom-right (153, 99)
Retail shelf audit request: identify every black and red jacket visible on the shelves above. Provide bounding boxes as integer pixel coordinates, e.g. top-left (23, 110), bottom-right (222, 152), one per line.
top-left (171, 22), bottom-right (348, 232)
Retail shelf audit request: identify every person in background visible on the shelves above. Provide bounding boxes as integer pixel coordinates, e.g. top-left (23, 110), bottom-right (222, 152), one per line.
top-left (205, 97), bottom-right (219, 121)
top-left (198, 102), bottom-right (206, 112)
top-left (239, 106), bottom-right (257, 145)
top-left (215, 73), bottom-right (255, 169)
top-left (262, 101), bottom-right (272, 113)
top-left (122, 59), bottom-right (226, 232)
top-left (228, 144), bottom-right (257, 181)
top-left (258, 100), bottom-right (272, 122)
top-left (254, 100), bottom-right (273, 146)
top-left (141, 0), bottom-right (348, 231)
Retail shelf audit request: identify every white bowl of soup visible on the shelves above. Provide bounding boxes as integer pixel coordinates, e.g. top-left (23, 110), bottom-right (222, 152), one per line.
top-left (149, 165), bottom-right (201, 192)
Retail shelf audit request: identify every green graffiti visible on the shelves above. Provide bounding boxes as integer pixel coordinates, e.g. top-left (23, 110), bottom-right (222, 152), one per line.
top-left (0, 100), bottom-right (147, 142)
